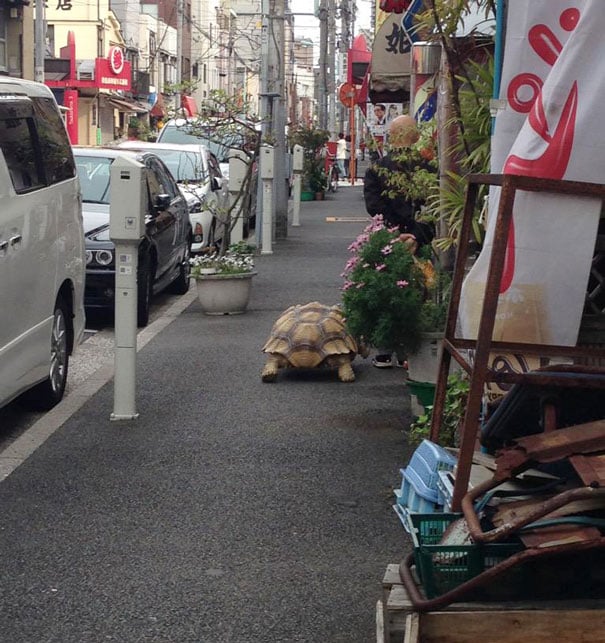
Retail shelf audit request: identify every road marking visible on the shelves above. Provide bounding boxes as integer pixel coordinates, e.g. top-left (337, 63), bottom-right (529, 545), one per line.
top-left (325, 217), bottom-right (369, 223)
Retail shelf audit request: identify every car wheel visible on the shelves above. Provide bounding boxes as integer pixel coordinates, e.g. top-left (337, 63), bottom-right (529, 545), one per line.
top-left (169, 234), bottom-right (192, 295)
top-left (20, 297), bottom-right (70, 411)
top-left (137, 256), bottom-right (154, 327)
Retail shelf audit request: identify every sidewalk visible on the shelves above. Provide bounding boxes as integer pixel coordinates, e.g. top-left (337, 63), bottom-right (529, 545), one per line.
top-left (0, 185), bottom-right (416, 643)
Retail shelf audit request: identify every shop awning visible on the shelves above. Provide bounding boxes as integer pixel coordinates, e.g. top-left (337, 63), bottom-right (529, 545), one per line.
top-left (369, 13), bottom-right (412, 104)
top-left (348, 35), bottom-right (372, 86)
top-left (107, 96), bottom-right (149, 114)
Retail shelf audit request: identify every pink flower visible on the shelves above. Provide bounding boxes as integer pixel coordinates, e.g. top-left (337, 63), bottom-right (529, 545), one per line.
top-left (396, 280), bottom-right (409, 288)
top-left (376, 264), bottom-right (386, 272)
top-left (342, 281), bottom-right (354, 291)
top-left (381, 245), bottom-right (393, 256)
top-left (356, 282), bottom-right (365, 289)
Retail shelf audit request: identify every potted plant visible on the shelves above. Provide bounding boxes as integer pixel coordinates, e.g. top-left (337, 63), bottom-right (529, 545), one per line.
top-left (408, 371), bottom-right (470, 447)
top-left (341, 215), bottom-right (436, 358)
top-left (190, 250), bottom-right (256, 315)
top-left (308, 164), bottom-right (327, 200)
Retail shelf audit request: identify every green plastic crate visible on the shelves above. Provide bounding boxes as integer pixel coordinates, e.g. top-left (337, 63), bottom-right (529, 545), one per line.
top-left (407, 513), bottom-right (524, 599)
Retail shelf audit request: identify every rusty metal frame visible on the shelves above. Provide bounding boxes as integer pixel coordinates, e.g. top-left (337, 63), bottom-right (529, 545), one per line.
top-left (428, 174), bottom-right (605, 511)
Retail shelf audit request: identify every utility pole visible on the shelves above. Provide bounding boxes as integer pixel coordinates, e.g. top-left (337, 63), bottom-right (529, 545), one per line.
top-left (34, 0), bottom-right (46, 83)
top-left (259, 0), bottom-right (288, 240)
top-left (318, 0), bottom-right (328, 129)
top-left (176, 0), bottom-right (184, 111)
top-left (327, 0), bottom-right (337, 135)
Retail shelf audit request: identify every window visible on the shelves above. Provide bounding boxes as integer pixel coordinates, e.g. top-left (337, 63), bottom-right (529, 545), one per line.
top-left (0, 11), bottom-right (7, 72)
top-left (0, 114), bottom-right (43, 193)
top-left (31, 97), bottom-right (76, 184)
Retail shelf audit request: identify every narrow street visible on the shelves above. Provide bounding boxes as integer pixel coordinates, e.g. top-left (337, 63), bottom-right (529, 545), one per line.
top-left (0, 185), bottom-right (415, 643)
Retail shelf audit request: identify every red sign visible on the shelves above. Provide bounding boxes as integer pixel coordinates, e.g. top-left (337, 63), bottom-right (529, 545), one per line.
top-left (95, 57), bottom-right (132, 91)
top-left (108, 46), bottom-right (125, 75)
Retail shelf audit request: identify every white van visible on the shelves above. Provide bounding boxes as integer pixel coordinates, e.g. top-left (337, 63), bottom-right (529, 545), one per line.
top-left (0, 78), bottom-right (85, 411)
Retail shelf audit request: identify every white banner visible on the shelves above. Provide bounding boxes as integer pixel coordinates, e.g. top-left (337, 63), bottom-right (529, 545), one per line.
top-left (460, 1), bottom-right (604, 360)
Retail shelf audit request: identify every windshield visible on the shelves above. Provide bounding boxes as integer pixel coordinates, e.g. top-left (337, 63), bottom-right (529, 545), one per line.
top-left (152, 149), bottom-right (205, 182)
top-left (75, 155), bottom-right (112, 204)
top-left (159, 122), bottom-right (246, 162)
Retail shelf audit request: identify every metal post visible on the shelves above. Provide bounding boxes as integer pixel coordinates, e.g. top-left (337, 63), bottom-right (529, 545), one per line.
top-left (109, 156), bottom-right (146, 421)
top-left (260, 144), bottom-right (274, 254)
top-left (291, 143), bottom-right (303, 227)
top-left (291, 174), bottom-right (302, 227)
top-left (111, 243), bottom-right (139, 420)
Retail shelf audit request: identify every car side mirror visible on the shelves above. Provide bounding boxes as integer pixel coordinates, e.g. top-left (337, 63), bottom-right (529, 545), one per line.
top-left (154, 193), bottom-right (171, 211)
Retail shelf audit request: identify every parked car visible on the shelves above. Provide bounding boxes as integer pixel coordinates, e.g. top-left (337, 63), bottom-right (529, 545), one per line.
top-left (73, 147), bottom-right (192, 327)
top-left (0, 78), bottom-right (85, 411)
top-left (118, 141), bottom-right (225, 253)
top-left (157, 117), bottom-right (259, 231)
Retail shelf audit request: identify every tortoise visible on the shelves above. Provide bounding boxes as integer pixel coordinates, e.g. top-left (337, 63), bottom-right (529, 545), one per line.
top-left (261, 302), bottom-right (363, 383)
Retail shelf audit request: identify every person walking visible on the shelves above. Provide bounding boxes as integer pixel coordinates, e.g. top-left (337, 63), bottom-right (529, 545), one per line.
top-left (336, 132), bottom-right (348, 180)
top-left (363, 114), bottom-right (435, 368)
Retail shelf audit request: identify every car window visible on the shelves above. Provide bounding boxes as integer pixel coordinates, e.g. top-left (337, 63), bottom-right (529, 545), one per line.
top-left (154, 149), bottom-right (207, 183)
top-left (159, 121), bottom-right (245, 163)
top-left (75, 155), bottom-right (112, 203)
top-left (0, 100), bottom-right (43, 194)
top-left (31, 97), bottom-right (76, 184)
top-left (149, 158), bottom-right (179, 199)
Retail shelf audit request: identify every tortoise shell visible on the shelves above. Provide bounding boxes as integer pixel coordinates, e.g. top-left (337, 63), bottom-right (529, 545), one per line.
top-left (262, 302), bottom-right (357, 368)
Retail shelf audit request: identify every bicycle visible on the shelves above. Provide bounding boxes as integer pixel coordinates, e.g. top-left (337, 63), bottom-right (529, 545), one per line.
top-left (325, 157), bottom-right (339, 193)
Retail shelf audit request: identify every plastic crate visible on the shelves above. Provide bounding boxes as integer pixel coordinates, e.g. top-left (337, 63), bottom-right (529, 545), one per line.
top-left (407, 513), bottom-right (524, 599)
top-left (405, 439), bottom-right (457, 492)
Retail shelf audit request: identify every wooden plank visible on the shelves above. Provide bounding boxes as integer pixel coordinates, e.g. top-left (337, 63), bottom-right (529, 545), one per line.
top-left (376, 600), bottom-right (385, 643)
top-left (404, 613), bottom-right (420, 643)
top-left (419, 609), bottom-right (605, 643)
top-left (386, 570), bottom-right (605, 611)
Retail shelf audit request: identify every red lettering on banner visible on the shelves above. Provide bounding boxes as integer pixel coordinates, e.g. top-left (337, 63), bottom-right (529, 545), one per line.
top-left (499, 8), bottom-right (581, 294)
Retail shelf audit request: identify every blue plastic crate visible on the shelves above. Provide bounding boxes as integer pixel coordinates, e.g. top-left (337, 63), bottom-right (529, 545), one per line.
top-left (405, 440), bottom-right (457, 491)
top-left (394, 467), bottom-right (443, 513)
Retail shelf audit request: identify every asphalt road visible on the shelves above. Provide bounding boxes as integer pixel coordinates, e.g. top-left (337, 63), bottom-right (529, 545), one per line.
top-left (0, 185), bottom-right (416, 643)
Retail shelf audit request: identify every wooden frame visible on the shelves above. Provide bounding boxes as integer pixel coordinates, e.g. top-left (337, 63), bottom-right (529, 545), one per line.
top-left (429, 174), bottom-right (605, 510)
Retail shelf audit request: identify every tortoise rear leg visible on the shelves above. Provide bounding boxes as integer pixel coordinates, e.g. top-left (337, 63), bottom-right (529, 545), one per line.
top-left (262, 355), bottom-right (287, 382)
top-left (337, 360), bottom-right (356, 382)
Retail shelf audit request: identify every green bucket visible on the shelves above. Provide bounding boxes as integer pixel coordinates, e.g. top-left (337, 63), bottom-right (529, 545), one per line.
top-left (407, 380), bottom-right (436, 408)
top-left (300, 190), bottom-right (315, 201)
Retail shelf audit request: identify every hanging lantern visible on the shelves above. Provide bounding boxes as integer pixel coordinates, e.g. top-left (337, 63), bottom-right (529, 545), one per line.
top-left (378, 0), bottom-right (412, 14)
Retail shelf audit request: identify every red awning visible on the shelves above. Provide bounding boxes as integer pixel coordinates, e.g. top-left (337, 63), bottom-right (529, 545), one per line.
top-left (348, 35), bottom-right (372, 86)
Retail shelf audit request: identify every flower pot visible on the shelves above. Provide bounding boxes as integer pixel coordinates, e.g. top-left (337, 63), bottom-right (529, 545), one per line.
top-left (194, 271), bottom-right (257, 315)
top-left (407, 332), bottom-right (444, 384)
top-left (197, 267), bottom-right (217, 275)
top-left (407, 379), bottom-right (436, 416)
top-left (314, 191), bottom-right (325, 201)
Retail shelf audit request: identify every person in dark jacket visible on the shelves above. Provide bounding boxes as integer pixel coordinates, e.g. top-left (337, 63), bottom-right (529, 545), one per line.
top-left (363, 114), bottom-right (434, 246)
top-left (363, 114), bottom-right (435, 368)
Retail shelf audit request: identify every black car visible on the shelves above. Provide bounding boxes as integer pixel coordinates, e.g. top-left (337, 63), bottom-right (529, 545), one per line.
top-left (74, 147), bottom-right (192, 326)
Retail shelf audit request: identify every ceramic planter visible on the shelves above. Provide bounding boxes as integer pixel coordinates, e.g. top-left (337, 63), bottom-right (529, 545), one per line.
top-left (194, 271), bottom-right (257, 315)
top-left (407, 332), bottom-right (444, 385)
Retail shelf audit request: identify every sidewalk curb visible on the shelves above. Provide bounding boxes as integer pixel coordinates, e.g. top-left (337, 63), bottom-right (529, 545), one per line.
top-left (0, 287), bottom-right (197, 482)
